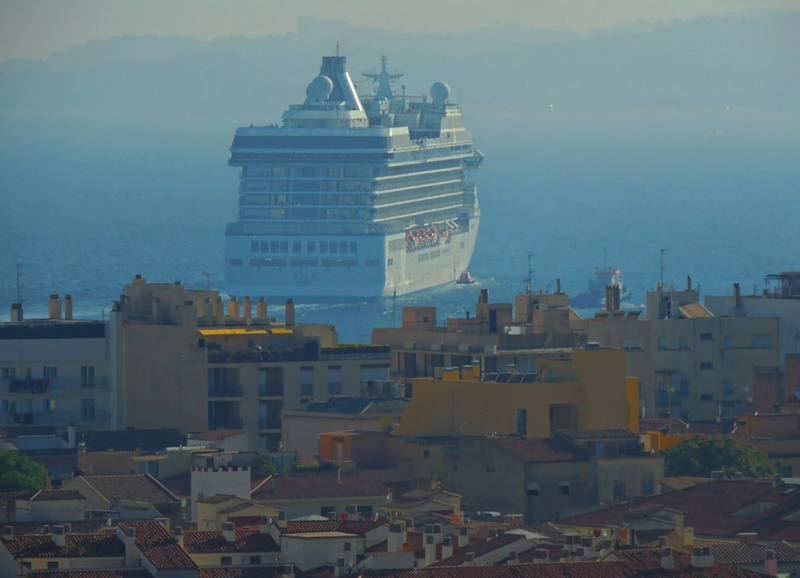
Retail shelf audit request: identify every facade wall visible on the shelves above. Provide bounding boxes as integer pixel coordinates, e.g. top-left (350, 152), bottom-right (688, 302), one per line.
top-left (257, 494), bottom-right (391, 521)
top-left (396, 348), bottom-right (630, 438)
top-left (283, 414), bottom-right (387, 459)
top-left (524, 461), bottom-right (591, 524)
top-left (596, 456), bottom-right (664, 502)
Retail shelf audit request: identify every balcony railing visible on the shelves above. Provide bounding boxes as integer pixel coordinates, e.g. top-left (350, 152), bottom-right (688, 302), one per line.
top-left (209, 417), bottom-right (243, 430)
top-left (4, 377), bottom-right (109, 394)
top-left (258, 385), bottom-right (284, 397)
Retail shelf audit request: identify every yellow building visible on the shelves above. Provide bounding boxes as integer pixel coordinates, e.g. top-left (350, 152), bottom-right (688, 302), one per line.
top-left (395, 347), bottom-right (635, 438)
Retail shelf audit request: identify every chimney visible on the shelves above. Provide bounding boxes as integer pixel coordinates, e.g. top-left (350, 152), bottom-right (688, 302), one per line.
top-left (507, 550), bottom-right (519, 565)
top-left (687, 275), bottom-right (692, 291)
top-left (556, 278), bottom-right (562, 294)
top-left (734, 283), bottom-right (741, 310)
top-left (257, 297), bottom-right (267, 319)
top-left (64, 295), bottom-right (73, 320)
top-left (243, 296), bottom-right (252, 322)
top-left (691, 546), bottom-right (713, 568)
top-left (52, 524), bottom-right (66, 547)
top-left (173, 526), bottom-right (183, 547)
top-left (457, 526), bottom-right (469, 548)
top-left (222, 521), bottom-right (236, 542)
top-left (764, 549), bottom-right (778, 577)
top-left (334, 557), bottom-right (346, 578)
top-left (441, 535), bottom-right (453, 560)
top-left (479, 288), bottom-right (489, 304)
top-left (214, 296), bottom-right (225, 325)
top-left (228, 296), bottom-right (240, 318)
top-left (424, 534), bottom-right (436, 566)
top-left (605, 286), bottom-right (613, 312)
top-left (118, 526), bottom-right (139, 567)
top-left (285, 299), bottom-right (295, 326)
top-left (388, 522), bottom-right (405, 553)
top-left (48, 294), bottom-right (62, 319)
top-left (203, 298), bottom-right (214, 326)
top-left (660, 547), bottom-right (674, 570)
top-left (10, 303), bottom-right (23, 322)
top-left (683, 526), bottom-right (695, 548)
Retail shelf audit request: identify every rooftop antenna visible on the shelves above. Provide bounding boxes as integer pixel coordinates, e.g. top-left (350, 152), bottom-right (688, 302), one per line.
top-left (15, 263), bottom-right (24, 303)
top-left (526, 253), bottom-right (534, 295)
top-left (336, 41), bottom-right (339, 57)
top-left (203, 272), bottom-right (212, 289)
top-left (659, 248), bottom-right (669, 289)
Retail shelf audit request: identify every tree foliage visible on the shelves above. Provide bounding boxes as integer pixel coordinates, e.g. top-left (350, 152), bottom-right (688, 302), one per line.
top-left (662, 436), bottom-right (774, 478)
top-left (0, 451), bottom-right (48, 493)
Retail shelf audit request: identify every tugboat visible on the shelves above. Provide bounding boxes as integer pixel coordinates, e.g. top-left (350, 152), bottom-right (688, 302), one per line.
top-left (455, 270), bottom-right (476, 285)
top-left (571, 262), bottom-right (631, 309)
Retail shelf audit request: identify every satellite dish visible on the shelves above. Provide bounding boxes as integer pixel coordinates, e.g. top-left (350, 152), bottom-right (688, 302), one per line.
top-left (306, 75), bottom-right (333, 103)
top-left (430, 81), bottom-right (451, 104)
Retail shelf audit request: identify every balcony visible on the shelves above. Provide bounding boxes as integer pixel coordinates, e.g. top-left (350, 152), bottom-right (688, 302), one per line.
top-left (209, 417), bottom-right (243, 430)
top-left (4, 377), bottom-right (109, 394)
top-left (4, 410), bottom-right (109, 427)
top-left (258, 384), bottom-right (284, 397)
top-left (8, 379), bottom-right (50, 394)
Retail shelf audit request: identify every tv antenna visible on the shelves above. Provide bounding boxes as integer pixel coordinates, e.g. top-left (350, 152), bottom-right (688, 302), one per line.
top-left (526, 252), bottom-right (534, 295)
top-left (203, 272), bottom-right (212, 289)
top-left (15, 263), bottom-right (24, 303)
top-left (659, 248), bottom-right (669, 289)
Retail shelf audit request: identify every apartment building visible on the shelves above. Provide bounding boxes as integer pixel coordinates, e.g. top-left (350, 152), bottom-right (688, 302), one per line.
top-left (577, 279), bottom-right (780, 422)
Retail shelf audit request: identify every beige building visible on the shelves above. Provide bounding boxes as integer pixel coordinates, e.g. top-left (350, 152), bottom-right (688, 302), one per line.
top-left (0, 297), bottom-right (116, 431)
top-left (112, 276), bottom-right (391, 450)
top-left (372, 288), bottom-right (585, 381)
top-left (576, 279), bottom-right (781, 422)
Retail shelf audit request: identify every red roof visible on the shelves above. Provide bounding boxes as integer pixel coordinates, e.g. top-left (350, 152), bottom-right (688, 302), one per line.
top-left (28, 572), bottom-right (152, 578)
top-left (2, 533), bottom-right (124, 558)
top-left (251, 472), bottom-right (392, 501)
top-left (75, 474), bottom-right (179, 506)
top-left (190, 429), bottom-right (246, 441)
top-left (183, 529), bottom-right (279, 553)
top-left (118, 521), bottom-right (196, 571)
top-left (200, 568), bottom-right (284, 578)
top-left (28, 489), bottom-right (86, 502)
top-left (558, 479), bottom-right (800, 540)
top-left (488, 437), bottom-right (589, 463)
top-left (281, 519), bottom-right (386, 536)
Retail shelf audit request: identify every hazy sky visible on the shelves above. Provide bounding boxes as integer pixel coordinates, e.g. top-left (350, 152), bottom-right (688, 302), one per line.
top-left (1, 0), bottom-right (799, 63)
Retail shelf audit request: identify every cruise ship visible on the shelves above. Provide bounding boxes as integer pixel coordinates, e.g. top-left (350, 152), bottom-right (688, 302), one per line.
top-left (224, 55), bottom-right (483, 300)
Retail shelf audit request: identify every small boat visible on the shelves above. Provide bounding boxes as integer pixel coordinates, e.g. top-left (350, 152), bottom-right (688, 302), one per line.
top-left (455, 270), bottom-right (476, 285)
top-left (571, 264), bottom-right (631, 309)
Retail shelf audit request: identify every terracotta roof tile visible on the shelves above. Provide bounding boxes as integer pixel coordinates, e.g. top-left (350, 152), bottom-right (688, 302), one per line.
top-left (251, 472), bottom-right (392, 501)
top-left (28, 571), bottom-right (152, 578)
top-left (488, 436), bottom-right (589, 463)
top-left (183, 529), bottom-right (279, 553)
top-left (28, 489), bottom-right (86, 502)
top-left (2, 533), bottom-right (124, 558)
top-left (281, 519), bottom-right (386, 536)
top-left (76, 474), bottom-right (179, 506)
top-left (695, 539), bottom-right (800, 564)
top-left (200, 567), bottom-right (284, 578)
top-left (1, 520), bottom-right (111, 535)
top-left (118, 520), bottom-right (196, 570)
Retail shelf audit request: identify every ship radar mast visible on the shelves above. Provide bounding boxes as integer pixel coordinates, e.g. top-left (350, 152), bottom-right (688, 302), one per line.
top-left (363, 56), bottom-right (403, 99)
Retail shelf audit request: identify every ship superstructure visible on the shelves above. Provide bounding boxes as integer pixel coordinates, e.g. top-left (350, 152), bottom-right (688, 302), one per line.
top-left (224, 55), bottom-right (483, 300)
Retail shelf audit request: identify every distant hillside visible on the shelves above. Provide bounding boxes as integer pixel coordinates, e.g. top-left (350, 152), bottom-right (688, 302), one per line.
top-left (1, 12), bottom-right (798, 116)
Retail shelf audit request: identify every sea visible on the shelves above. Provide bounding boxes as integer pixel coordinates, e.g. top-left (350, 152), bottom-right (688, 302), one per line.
top-left (1, 107), bottom-right (799, 343)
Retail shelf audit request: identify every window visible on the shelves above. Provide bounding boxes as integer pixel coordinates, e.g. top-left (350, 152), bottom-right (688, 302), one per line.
top-left (621, 338), bottom-right (642, 351)
top-left (343, 542), bottom-right (352, 551)
top-left (340, 241), bottom-right (348, 253)
top-left (47, 562), bottom-right (59, 570)
top-left (700, 361), bottom-right (713, 370)
top-left (258, 367), bottom-right (284, 396)
top-left (1, 368), bottom-right (14, 380)
top-left (613, 480), bottom-right (626, 498)
top-left (229, 258), bottom-right (243, 266)
top-left (1, 400), bottom-right (7, 414)
top-left (641, 478), bottom-right (654, 495)
top-left (517, 409), bottom-right (527, 436)
top-left (270, 241), bottom-right (279, 252)
top-left (423, 450), bottom-right (430, 458)
top-left (329, 242), bottom-right (338, 254)
top-left (221, 556), bottom-right (232, 566)
top-left (723, 336), bottom-right (733, 349)
top-left (321, 506), bottom-right (336, 517)
top-left (657, 337), bottom-right (666, 351)
top-left (249, 556), bottom-right (262, 565)
top-left (261, 241), bottom-right (269, 252)
top-left (681, 380), bottom-right (691, 396)
top-left (700, 332), bottom-right (713, 341)
top-left (557, 482), bottom-right (570, 496)
top-left (350, 241), bottom-right (357, 253)
top-left (387, 258), bottom-right (394, 267)
top-left (526, 482), bottom-right (539, 497)
top-left (300, 367), bottom-right (314, 397)
top-left (293, 241), bottom-right (302, 253)
top-left (320, 241), bottom-right (328, 253)
top-left (307, 241), bottom-right (316, 253)
top-left (81, 366), bottom-right (95, 389)
top-left (701, 394), bottom-right (713, 402)
top-left (280, 241), bottom-right (288, 253)
top-left (328, 366), bottom-right (342, 395)
top-left (251, 240), bottom-right (259, 252)
top-left (366, 259), bottom-right (379, 267)
top-left (679, 337), bottom-right (689, 350)
top-left (43, 367), bottom-right (57, 379)
top-left (80, 398), bottom-right (96, 421)
top-left (723, 380), bottom-right (734, 395)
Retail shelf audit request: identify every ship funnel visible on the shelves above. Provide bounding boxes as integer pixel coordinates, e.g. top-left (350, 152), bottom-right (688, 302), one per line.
top-left (319, 56), bottom-right (364, 111)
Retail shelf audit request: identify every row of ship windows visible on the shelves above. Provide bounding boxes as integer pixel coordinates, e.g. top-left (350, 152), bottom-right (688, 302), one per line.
top-left (230, 258), bottom-right (379, 268)
top-left (241, 209), bottom-right (370, 220)
top-left (250, 240), bottom-right (359, 255)
top-left (241, 158), bottom-right (465, 179)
